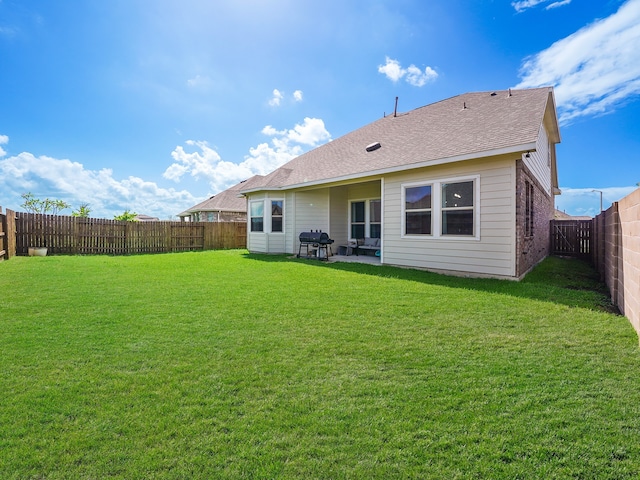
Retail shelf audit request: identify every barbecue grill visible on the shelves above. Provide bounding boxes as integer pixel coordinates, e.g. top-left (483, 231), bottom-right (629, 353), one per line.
top-left (297, 230), bottom-right (334, 260)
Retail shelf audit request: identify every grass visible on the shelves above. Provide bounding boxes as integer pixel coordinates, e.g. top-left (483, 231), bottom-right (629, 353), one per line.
top-left (1, 251), bottom-right (639, 479)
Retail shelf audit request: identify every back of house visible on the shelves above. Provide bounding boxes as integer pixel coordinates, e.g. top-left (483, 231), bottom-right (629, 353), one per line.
top-left (241, 87), bottom-right (561, 280)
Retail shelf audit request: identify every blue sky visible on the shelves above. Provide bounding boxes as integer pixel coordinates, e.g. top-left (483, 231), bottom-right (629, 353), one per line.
top-left (1, 0), bottom-right (638, 219)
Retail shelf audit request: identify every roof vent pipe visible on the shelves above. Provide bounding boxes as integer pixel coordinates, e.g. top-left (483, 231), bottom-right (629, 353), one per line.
top-left (508, 88), bottom-right (512, 97)
top-left (394, 96), bottom-right (398, 117)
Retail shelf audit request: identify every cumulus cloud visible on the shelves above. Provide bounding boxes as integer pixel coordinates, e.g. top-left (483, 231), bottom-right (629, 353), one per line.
top-left (0, 137), bottom-right (196, 219)
top-left (163, 117), bottom-right (331, 193)
top-left (269, 88), bottom-right (304, 106)
top-left (268, 88), bottom-right (284, 106)
top-left (515, 0), bottom-right (640, 124)
top-left (378, 56), bottom-right (438, 86)
top-left (555, 186), bottom-right (637, 217)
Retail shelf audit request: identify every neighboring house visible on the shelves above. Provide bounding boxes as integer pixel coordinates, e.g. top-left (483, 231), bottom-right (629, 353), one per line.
top-left (178, 176), bottom-right (263, 222)
top-left (554, 209), bottom-right (592, 221)
top-left (240, 87), bottom-right (561, 280)
top-left (134, 214), bottom-right (160, 222)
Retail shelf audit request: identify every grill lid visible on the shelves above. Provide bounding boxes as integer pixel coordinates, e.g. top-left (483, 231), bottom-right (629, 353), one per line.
top-left (299, 231), bottom-right (333, 244)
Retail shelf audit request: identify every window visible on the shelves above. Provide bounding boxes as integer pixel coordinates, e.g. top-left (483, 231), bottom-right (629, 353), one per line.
top-left (370, 199), bottom-right (381, 238)
top-left (525, 181), bottom-right (534, 237)
top-left (250, 201), bottom-right (264, 232)
top-left (271, 200), bottom-right (283, 233)
top-left (402, 176), bottom-right (478, 239)
top-left (350, 199), bottom-right (381, 239)
top-left (441, 181), bottom-right (474, 236)
top-left (351, 201), bottom-right (365, 239)
top-left (404, 185), bottom-right (432, 235)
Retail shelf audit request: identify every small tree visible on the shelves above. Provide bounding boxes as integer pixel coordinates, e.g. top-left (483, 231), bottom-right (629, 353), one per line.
top-left (71, 203), bottom-right (92, 218)
top-left (114, 209), bottom-right (138, 221)
top-left (21, 192), bottom-right (70, 215)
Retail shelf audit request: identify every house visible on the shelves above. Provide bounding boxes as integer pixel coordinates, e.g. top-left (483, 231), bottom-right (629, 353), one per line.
top-left (134, 214), bottom-right (160, 222)
top-left (178, 175), bottom-right (263, 222)
top-left (240, 87), bottom-right (561, 280)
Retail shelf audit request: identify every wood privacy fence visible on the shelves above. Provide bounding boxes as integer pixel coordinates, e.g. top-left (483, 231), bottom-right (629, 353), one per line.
top-left (1, 210), bottom-right (246, 257)
top-left (0, 207), bottom-right (17, 261)
top-left (549, 219), bottom-right (592, 259)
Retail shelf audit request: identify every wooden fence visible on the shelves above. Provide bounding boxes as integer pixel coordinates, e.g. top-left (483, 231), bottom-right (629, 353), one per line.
top-left (549, 219), bottom-right (593, 258)
top-left (4, 211), bottom-right (246, 256)
top-left (1, 207), bottom-right (17, 261)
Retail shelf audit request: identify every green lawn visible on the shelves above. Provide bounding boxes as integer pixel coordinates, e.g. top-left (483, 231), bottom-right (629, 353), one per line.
top-left (1, 251), bottom-right (639, 479)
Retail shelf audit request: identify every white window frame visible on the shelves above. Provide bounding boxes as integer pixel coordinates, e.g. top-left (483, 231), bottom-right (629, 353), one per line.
top-left (269, 199), bottom-right (285, 234)
top-left (348, 198), bottom-right (381, 240)
top-left (401, 175), bottom-right (480, 241)
top-left (250, 200), bottom-right (264, 233)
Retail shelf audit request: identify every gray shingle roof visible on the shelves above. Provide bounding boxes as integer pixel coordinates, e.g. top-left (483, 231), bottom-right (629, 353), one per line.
top-left (243, 87), bottom-right (558, 192)
top-left (178, 175), bottom-right (263, 216)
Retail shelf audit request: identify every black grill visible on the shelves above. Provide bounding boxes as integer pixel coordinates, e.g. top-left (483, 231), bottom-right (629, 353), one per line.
top-left (297, 230), bottom-right (334, 260)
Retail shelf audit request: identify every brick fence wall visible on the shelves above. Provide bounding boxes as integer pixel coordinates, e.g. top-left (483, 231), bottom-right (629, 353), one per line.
top-left (593, 188), bottom-right (640, 337)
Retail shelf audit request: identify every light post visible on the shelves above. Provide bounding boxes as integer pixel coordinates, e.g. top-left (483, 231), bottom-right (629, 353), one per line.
top-left (592, 189), bottom-right (603, 213)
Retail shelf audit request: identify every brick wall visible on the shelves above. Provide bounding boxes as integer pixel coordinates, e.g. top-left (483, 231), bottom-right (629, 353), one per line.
top-left (619, 189), bottom-right (640, 335)
top-left (593, 188), bottom-right (640, 339)
top-left (515, 160), bottom-right (553, 278)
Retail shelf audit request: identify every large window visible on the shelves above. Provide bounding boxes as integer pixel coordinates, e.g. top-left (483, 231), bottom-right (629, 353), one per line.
top-left (350, 199), bottom-right (381, 239)
top-left (271, 200), bottom-right (283, 233)
top-left (441, 181), bottom-right (474, 236)
top-left (405, 185), bottom-right (432, 235)
top-left (250, 201), bottom-right (264, 232)
top-left (402, 176), bottom-right (478, 239)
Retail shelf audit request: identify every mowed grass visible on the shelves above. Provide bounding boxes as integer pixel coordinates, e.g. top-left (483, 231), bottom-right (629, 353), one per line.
top-left (1, 251), bottom-right (639, 479)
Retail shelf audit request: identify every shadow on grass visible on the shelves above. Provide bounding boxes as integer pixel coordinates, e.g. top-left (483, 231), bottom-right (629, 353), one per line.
top-left (242, 253), bottom-right (619, 314)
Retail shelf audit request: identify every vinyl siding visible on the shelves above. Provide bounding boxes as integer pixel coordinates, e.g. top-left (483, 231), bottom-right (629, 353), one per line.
top-left (293, 189), bottom-right (330, 254)
top-left (524, 124), bottom-right (552, 195)
top-left (382, 156), bottom-right (516, 278)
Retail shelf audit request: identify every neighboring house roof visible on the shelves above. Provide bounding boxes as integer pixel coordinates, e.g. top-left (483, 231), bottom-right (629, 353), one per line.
top-left (135, 214), bottom-right (160, 221)
top-left (241, 87), bottom-right (559, 193)
top-left (554, 209), bottom-right (592, 220)
top-left (178, 175), bottom-right (263, 217)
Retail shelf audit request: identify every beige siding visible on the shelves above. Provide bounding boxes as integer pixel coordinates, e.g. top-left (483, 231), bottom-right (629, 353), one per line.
top-left (246, 192), bottom-right (287, 253)
top-left (382, 156), bottom-right (516, 278)
top-left (246, 193), bottom-right (266, 253)
top-left (293, 189), bottom-right (330, 254)
top-left (524, 124), bottom-right (552, 194)
top-left (330, 186), bottom-right (349, 248)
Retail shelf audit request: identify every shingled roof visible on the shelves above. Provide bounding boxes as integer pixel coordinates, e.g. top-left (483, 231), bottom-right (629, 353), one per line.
top-left (178, 175), bottom-right (263, 216)
top-left (242, 87), bottom-right (559, 193)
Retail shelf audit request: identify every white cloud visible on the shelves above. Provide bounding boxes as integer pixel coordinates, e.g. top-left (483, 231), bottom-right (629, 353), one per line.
top-left (555, 186), bottom-right (637, 217)
top-left (378, 57), bottom-right (405, 82)
top-left (378, 56), bottom-right (438, 86)
top-left (0, 134), bottom-right (8, 157)
top-left (546, 0), bottom-right (571, 10)
top-left (511, 0), bottom-right (570, 13)
top-left (0, 137), bottom-right (196, 219)
top-left (293, 90), bottom-right (303, 102)
top-left (163, 117), bottom-right (331, 193)
top-left (515, 0), bottom-right (640, 124)
top-left (269, 88), bottom-right (284, 106)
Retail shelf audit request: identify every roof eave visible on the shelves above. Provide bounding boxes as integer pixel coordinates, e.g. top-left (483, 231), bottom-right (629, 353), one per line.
top-left (241, 142), bottom-right (538, 194)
